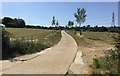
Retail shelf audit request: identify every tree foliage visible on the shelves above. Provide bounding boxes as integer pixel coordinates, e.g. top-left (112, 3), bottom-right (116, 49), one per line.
top-left (74, 8), bottom-right (87, 35)
top-left (56, 20), bottom-right (59, 27)
top-left (2, 17), bottom-right (13, 27)
top-left (52, 16), bottom-right (56, 27)
top-left (67, 21), bottom-right (74, 28)
top-left (2, 17), bottom-right (26, 28)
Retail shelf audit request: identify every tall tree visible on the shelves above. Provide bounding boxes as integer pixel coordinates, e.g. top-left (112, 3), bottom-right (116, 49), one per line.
top-left (52, 16), bottom-right (56, 27)
top-left (74, 8), bottom-right (87, 35)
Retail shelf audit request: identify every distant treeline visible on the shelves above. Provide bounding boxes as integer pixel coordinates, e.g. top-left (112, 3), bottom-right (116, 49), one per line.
top-left (2, 17), bottom-right (25, 28)
top-left (1, 17), bottom-right (120, 32)
top-left (75, 25), bottom-right (120, 32)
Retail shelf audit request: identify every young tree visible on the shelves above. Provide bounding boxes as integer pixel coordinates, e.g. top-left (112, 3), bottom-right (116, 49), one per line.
top-left (55, 20), bottom-right (59, 30)
top-left (67, 21), bottom-right (74, 29)
top-left (52, 16), bottom-right (56, 28)
top-left (56, 20), bottom-right (59, 27)
top-left (74, 8), bottom-right (87, 35)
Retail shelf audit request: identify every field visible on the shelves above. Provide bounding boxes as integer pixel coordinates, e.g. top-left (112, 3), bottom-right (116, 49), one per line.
top-left (82, 32), bottom-right (114, 44)
top-left (3, 28), bottom-right (61, 57)
top-left (67, 31), bottom-right (116, 74)
top-left (5, 28), bottom-right (61, 47)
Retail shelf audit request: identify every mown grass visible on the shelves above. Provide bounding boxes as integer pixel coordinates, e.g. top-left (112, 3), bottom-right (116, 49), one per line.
top-left (5, 28), bottom-right (61, 57)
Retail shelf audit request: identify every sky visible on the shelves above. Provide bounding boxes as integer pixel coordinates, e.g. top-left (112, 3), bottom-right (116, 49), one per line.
top-left (1, 2), bottom-right (118, 27)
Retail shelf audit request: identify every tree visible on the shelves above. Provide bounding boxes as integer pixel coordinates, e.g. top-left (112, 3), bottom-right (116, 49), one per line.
top-left (2, 17), bottom-right (13, 27)
top-left (2, 17), bottom-right (26, 28)
top-left (52, 16), bottom-right (56, 27)
top-left (74, 8), bottom-right (87, 35)
top-left (56, 20), bottom-right (59, 27)
top-left (13, 18), bottom-right (18, 27)
top-left (67, 21), bottom-right (74, 29)
top-left (17, 19), bottom-right (25, 28)
top-left (99, 26), bottom-right (108, 32)
top-left (86, 25), bottom-right (91, 31)
top-left (55, 20), bottom-right (59, 30)
top-left (94, 25), bottom-right (99, 32)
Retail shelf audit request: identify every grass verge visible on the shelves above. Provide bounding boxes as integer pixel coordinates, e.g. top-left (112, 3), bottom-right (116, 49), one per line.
top-left (66, 30), bottom-right (89, 46)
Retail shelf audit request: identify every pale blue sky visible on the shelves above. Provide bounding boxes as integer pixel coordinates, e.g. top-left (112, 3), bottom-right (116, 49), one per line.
top-left (2, 2), bottom-right (118, 27)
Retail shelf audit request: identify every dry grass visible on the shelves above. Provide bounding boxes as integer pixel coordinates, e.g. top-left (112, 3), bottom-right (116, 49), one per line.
top-left (66, 30), bottom-right (115, 74)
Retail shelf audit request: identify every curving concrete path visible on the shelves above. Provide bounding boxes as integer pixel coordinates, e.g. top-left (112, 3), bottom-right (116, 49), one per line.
top-left (2, 30), bottom-right (77, 74)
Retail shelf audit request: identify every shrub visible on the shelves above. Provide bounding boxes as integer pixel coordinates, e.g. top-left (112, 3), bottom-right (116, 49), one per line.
top-left (10, 40), bottom-right (49, 56)
top-left (90, 50), bottom-right (118, 74)
top-left (2, 27), bottom-right (11, 59)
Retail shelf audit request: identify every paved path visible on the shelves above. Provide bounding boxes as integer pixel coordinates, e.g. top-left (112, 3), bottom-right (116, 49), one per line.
top-left (2, 31), bottom-right (77, 74)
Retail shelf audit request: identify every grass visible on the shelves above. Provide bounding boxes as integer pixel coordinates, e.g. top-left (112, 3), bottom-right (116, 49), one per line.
top-left (66, 31), bottom-right (115, 46)
top-left (66, 30), bottom-right (118, 75)
top-left (66, 30), bottom-right (92, 47)
top-left (5, 28), bottom-right (61, 47)
top-left (4, 28), bottom-right (61, 57)
top-left (83, 32), bottom-right (114, 44)
top-left (90, 50), bottom-right (118, 74)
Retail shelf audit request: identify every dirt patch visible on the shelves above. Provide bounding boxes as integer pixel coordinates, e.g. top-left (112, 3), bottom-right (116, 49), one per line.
top-left (78, 38), bottom-right (114, 73)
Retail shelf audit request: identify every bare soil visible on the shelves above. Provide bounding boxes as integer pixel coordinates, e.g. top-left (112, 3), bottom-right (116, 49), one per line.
top-left (78, 38), bottom-right (114, 74)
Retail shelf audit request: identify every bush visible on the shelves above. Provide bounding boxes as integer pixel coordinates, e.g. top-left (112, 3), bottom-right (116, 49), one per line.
top-left (2, 27), bottom-right (11, 59)
top-left (90, 30), bottom-right (120, 75)
top-left (10, 40), bottom-right (49, 56)
top-left (90, 50), bottom-right (118, 74)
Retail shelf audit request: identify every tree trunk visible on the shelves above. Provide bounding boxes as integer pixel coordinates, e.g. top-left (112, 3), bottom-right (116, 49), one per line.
top-left (79, 23), bottom-right (82, 35)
